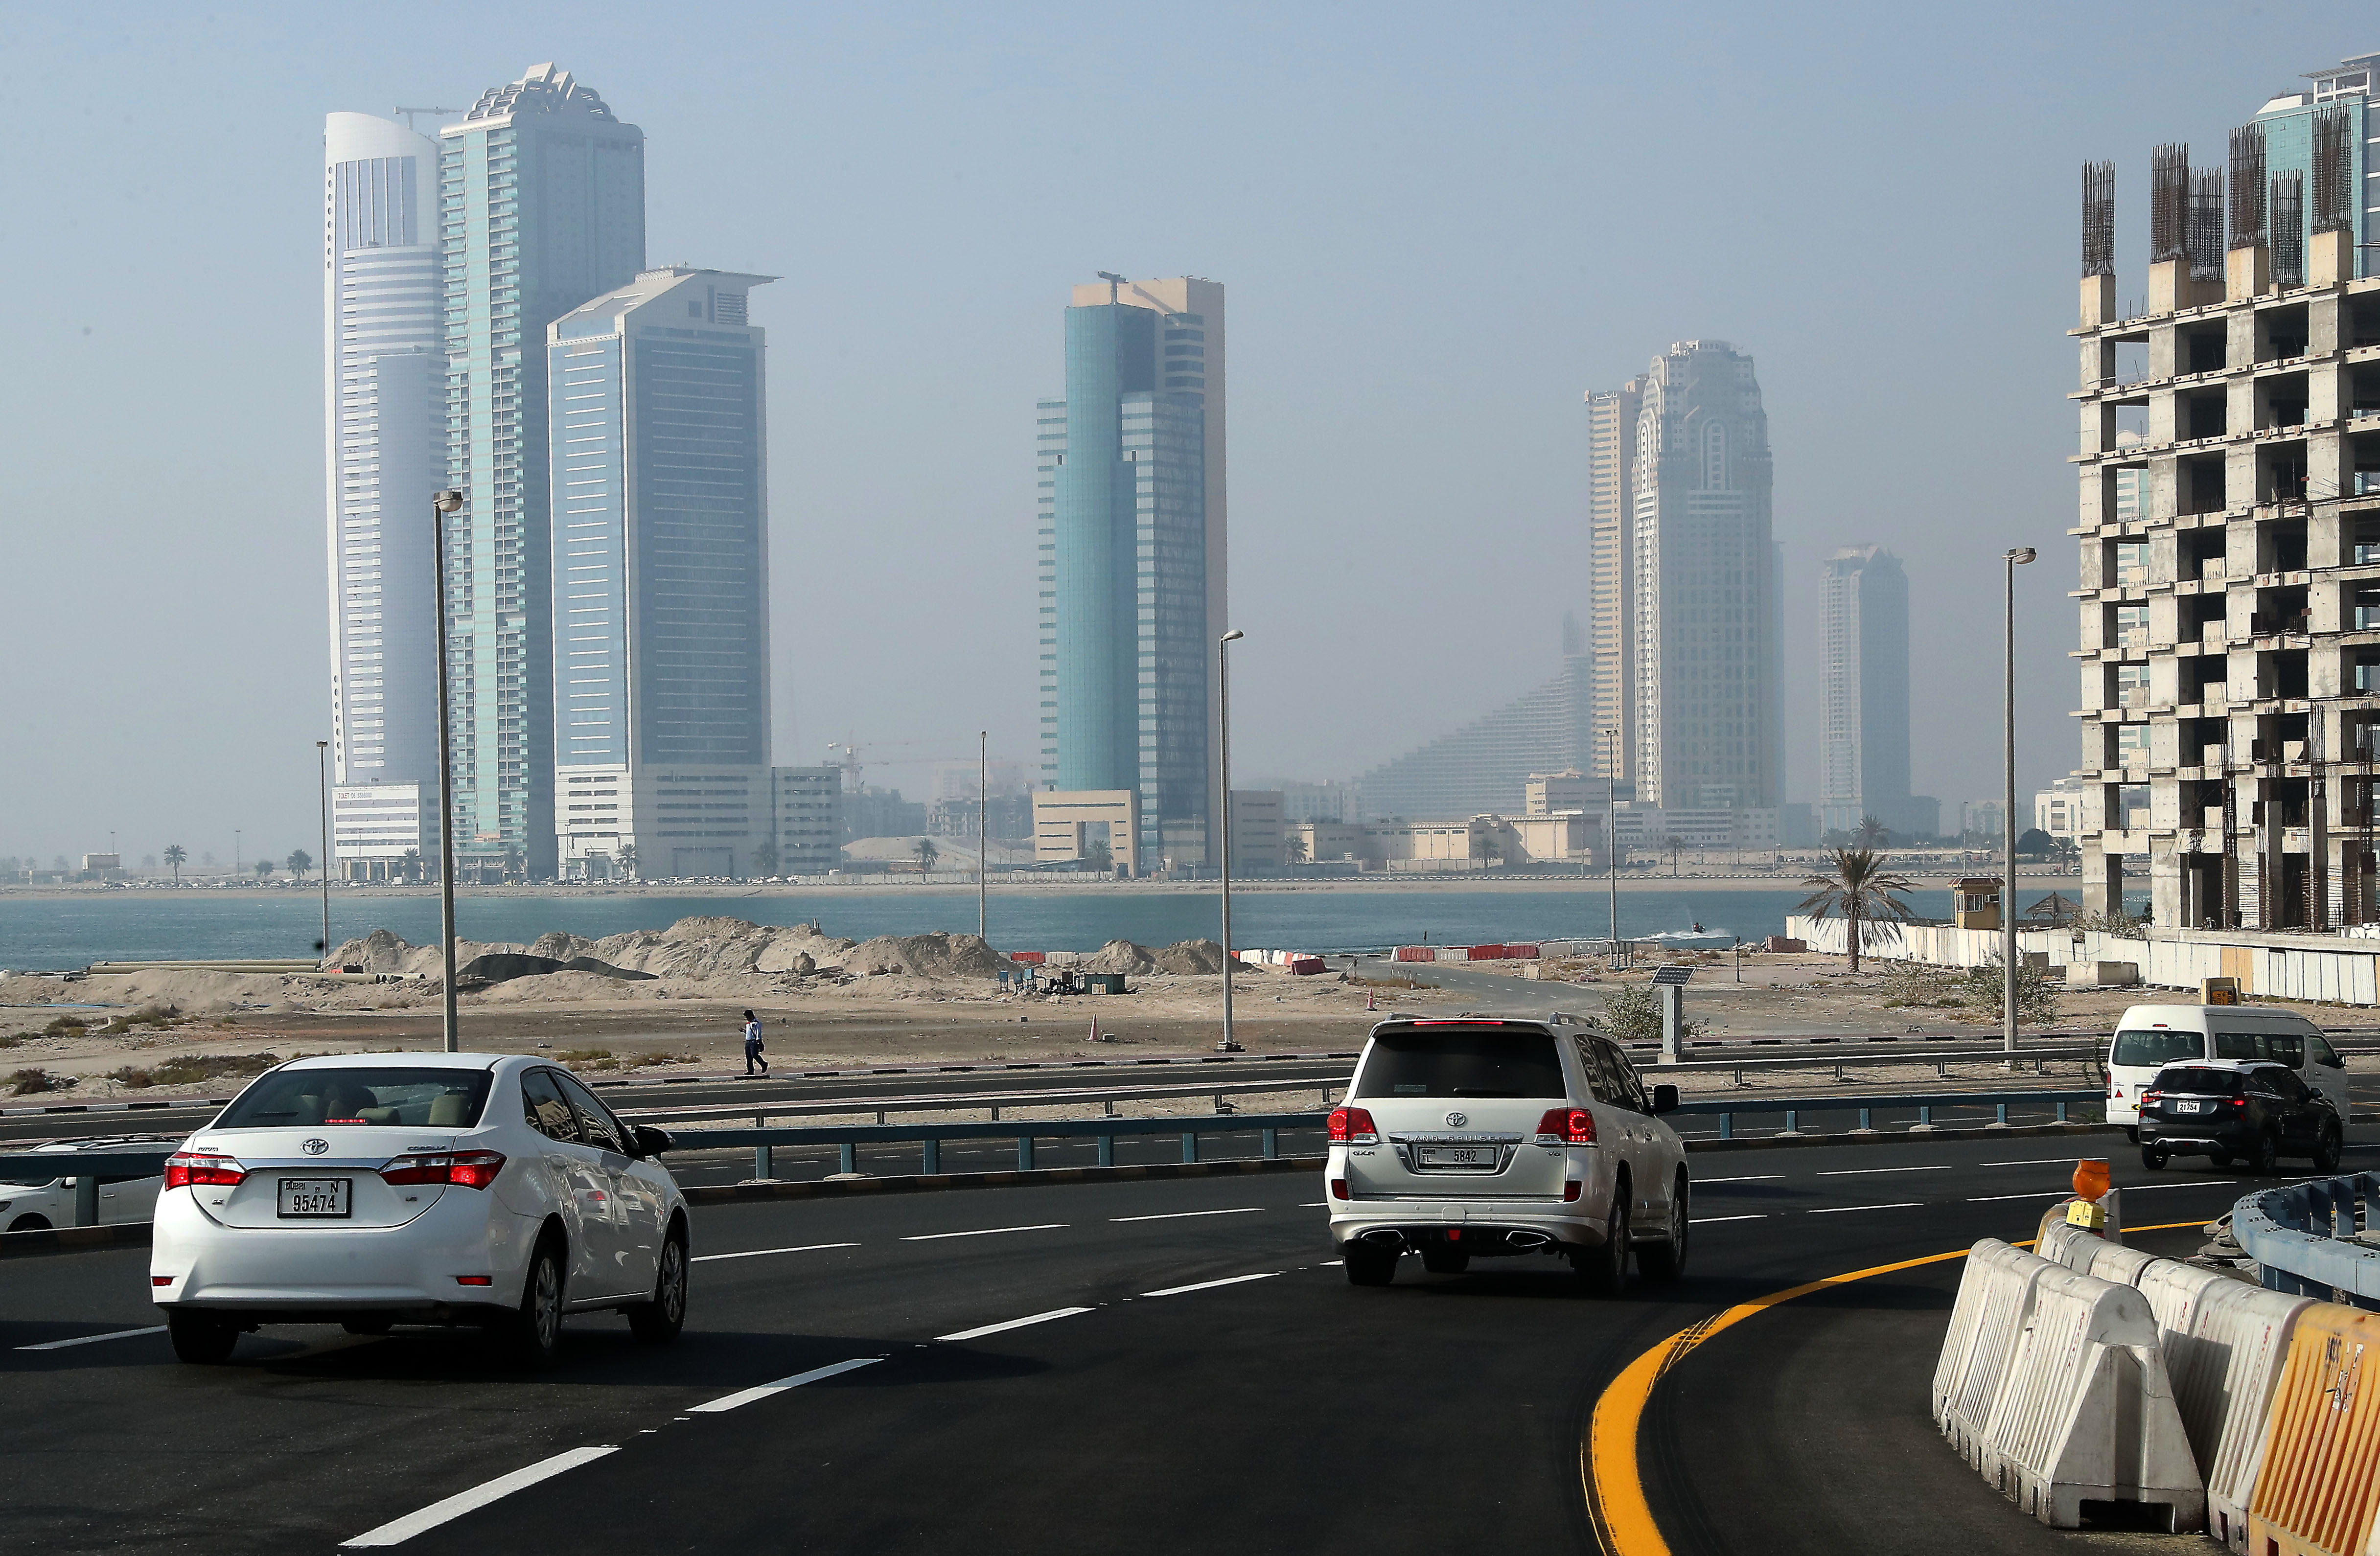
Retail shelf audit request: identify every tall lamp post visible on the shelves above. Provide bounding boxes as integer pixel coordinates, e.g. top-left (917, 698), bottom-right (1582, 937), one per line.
top-left (977, 730), bottom-right (988, 942)
top-left (1606, 728), bottom-right (1620, 965)
top-left (2002, 546), bottom-right (2037, 1058)
top-left (1216, 629), bottom-right (1245, 1053)
top-left (433, 488), bottom-right (465, 1053)
top-left (315, 740), bottom-right (331, 967)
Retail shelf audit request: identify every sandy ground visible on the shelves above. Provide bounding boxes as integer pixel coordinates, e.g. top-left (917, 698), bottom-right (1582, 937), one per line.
top-left (4, 915), bottom-right (2374, 1106)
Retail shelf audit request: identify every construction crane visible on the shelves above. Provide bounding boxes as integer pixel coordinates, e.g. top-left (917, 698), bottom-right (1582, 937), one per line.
top-left (825, 738), bottom-right (970, 788)
top-left (394, 106), bottom-right (465, 131)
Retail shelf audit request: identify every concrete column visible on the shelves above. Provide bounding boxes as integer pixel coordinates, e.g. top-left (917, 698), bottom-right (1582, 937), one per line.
top-left (2227, 244), bottom-right (2272, 304)
top-left (2081, 274), bottom-right (2117, 329)
top-left (2311, 229), bottom-right (2354, 289)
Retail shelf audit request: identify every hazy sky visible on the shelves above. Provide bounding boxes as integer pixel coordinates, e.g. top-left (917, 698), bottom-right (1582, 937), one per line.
top-left (0, 1), bottom-right (2366, 864)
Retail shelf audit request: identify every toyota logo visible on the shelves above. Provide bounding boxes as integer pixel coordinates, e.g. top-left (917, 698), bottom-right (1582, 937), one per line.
top-left (1444, 1111), bottom-right (1468, 1129)
top-left (301, 1138), bottom-right (329, 1156)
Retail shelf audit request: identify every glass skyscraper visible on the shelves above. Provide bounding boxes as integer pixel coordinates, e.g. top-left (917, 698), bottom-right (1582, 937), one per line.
top-left (1038, 277), bottom-right (1226, 869)
top-left (323, 112), bottom-right (444, 877)
top-left (439, 64), bottom-right (645, 877)
top-left (547, 268), bottom-right (775, 880)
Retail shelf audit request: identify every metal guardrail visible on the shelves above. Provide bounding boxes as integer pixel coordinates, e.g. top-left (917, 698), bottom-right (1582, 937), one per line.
top-left (1670, 1089), bottom-right (2105, 1140)
top-left (614, 1076), bottom-right (1346, 1128)
top-left (2232, 1172), bottom-right (2380, 1305)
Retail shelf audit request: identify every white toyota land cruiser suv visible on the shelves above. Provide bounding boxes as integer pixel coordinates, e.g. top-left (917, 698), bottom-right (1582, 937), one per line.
top-left (1325, 1015), bottom-right (1689, 1293)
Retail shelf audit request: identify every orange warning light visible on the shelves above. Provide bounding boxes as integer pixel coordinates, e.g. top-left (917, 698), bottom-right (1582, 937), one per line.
top-left (2072, 1159), bottom-right (2111, 1202)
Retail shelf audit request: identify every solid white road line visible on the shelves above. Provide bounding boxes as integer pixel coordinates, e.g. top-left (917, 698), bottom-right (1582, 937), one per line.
top-left (1688, 1214), bottom-right (1767, 1224)
top-left (899, 1223), bottom-right (1068, 1242)
top-left (15, 1326), bottom-right (167, 1351)
top-left (1805, 1202), bottom-right (1923, 1214)
top-left (1816, 1165), bottom-right (1951, 1176)
top-left (936, 1306), bottom-right (1095, 1342)
top-left (1141, 1272), bottom-right (1282, 1298)
top-left (1695, 1175), bottom-right (1785, 1184)
top-left (340, 1446), bottom-right (621, 1547)
top-left (688, 1355), bottom-right (885, 1415)
top-left (691, 1242), bottom-right (860, 1263)
top-left (1968, 1191), bottom-right (2071, 1202)
top-left (2124, 1179), bottom-right (2236, 1190)
top-left (1108, 1208), bottom-right (1264, 1223)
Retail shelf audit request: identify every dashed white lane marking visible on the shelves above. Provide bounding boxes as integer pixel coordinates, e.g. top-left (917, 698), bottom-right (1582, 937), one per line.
top-left (1689, 1214), bottom-right (1767, 1224)
top-left (1816, 1165), bottom-right (1951, 1176)
top-left (1968, 1191), bottom-right (2070, 1203)
top-left (1981, 1157), bottom-right (2095, 1167)
top-left (1109, 1208), bottom-right (1264, 1223)
top-left (692, 1242), bottom-right (860, 1263)
top-left (340, 1445), bottom-right (622, 1547)
top-left (899, 1223), bottom-right (1068, 1242)
top-left (1141, 1271), bottom-right (1282, 1298)
top-left (687, 1355), bottom-right (885, 1414)
top-left (2125, 1179), bottom-right (2236, 1190)
top-left (1696, 1174), bottom-right (1785, 1184)
top-left (1806, 1202), bottom-right (1923, 1215)
top-left (15, 1326), bottom-right (167, 1351)
top-left (936, 1306), bottom-right (1095, 1342)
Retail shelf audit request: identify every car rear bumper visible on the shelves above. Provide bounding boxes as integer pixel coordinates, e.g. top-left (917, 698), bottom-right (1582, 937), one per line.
top-left (1329, 1202), bottom-right (1599, 1252)
top-left (2137, 1120), bottom-right (2254, 1153)
top-left (149, 1188), bottom-right (543, 1313)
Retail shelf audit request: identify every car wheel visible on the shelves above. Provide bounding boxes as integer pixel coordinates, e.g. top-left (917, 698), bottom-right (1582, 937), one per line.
top-left (1637, 1173), bottom-right (1690, 1283)
top-left (2249, 1131), bottom-right (2281, 1176)
top-left (1575, 1184), bottom-right (1630, 1298)
top-left (499, 1236), bottom-right (566, 1368)
top-left (627, 1228), bottom-right (689, 1343)
top-left (2209, 1152), bottom-right (2233, 1169)
top-left (1342, 1244), bottom-right (1397, 1287)
top-left (2314, 1122), bottom-right (2345, 1176)
top-left (2141, 1145), bottom-right (2169, 1171)
top-left (167, 1309), bottom-right (239, 1365)
top-left (1420, 1247), bottom-right (1470, 1275)
top-left (2125, 1127), bottom-right (2139, 1145)
top-left (7, 1214), bottom-right (52, 1233)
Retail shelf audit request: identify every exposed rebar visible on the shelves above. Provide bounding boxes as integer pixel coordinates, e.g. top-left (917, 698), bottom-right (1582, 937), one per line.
top-left (2150, 142), bottom-right (2189, 263)
top-left (2229, 122), bottom-right (2267, 251)
top-left (2082, 160), bottom-right (2116, 278)
top-left (2189, 169), bottom-right (2226, 282)
top-left (2273, 169), bottom-right (2306, 288)
top-left (2314, 104), bottom-right (2354, 235)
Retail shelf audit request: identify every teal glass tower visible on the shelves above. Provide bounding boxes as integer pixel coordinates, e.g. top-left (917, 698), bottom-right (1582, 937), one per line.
top-left (439, 64), bottom-right (645, 878)
top-left (1038, 276), bottom-right (1226, 870)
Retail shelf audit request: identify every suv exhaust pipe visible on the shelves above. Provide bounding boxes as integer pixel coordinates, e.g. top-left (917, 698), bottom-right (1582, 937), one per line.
top-left (1357, 1228), bottom-right (1410, 1250)
top-left (1505, 1230), bottom-right (1554, 1251)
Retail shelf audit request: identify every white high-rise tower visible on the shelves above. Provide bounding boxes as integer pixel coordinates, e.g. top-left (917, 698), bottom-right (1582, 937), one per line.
top-left (323, 112), bottom-right (445, 879)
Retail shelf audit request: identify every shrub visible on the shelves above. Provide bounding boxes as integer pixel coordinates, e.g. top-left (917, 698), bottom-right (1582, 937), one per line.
top-left (1956, 957), bottom-right (2064, 1028)
top-left (1600, 983), bottom-right (1711, 1046)
top-left (1877, 960), bottom-right (1961, 1008)
top-left (107, 1066), bottom-right (156, 1088)
top-left (8, 1068), bottom-right (61, 1095)
top-left (42, 1015), bottom-right (86, 1036)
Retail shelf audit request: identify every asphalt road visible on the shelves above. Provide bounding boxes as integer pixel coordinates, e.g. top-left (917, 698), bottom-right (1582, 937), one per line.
top-left (3, 1122), bottom-right (2327, 1555)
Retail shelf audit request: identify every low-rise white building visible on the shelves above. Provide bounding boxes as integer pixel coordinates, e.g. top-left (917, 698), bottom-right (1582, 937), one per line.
top-left (332, 782), bottom-right (430, 880)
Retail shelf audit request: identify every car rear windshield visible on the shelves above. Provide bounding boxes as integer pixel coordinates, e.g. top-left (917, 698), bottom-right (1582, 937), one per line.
top-left (213, 1068), bottom-right (493, 1130)
top-left (2152, 1067), bottom-right (2243, 1095)
top-left (1355, 1030), bottom-right (1566, 1099)
top-left (2111, 1029), bottom-right (2204, 1068)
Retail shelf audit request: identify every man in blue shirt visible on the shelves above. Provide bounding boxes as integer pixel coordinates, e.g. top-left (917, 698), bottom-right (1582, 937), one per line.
top-left (742, 1009), bottom-right (767, 1076)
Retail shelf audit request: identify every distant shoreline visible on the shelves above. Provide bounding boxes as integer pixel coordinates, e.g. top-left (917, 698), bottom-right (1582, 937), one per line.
top-left (0, 870), bottom-right (2089, 902)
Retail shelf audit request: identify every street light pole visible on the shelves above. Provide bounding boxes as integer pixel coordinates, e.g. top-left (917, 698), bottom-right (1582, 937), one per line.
top-left (1606, 728), bottom-right (1620, 966)
top-left (2003, 546), bottom-right (2037, 1058)
top-left (977, 730), bottom-right (988, 942)
top-left (316, 740), bottom-right (331, 967)
top-left (1217, 629), bottom-right (1245, 1053)
top-left (433, 489), bottom-right (465, 1053)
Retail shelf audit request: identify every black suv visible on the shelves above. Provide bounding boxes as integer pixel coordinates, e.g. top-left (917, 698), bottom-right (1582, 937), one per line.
top-left (2136, 1059), bottom-right (2343, 1174)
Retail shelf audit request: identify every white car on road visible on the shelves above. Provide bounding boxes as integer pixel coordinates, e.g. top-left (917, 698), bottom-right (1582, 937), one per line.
top-left (0, 1136), bottom-right (172, 1232)
top-left (1326, 1015), bottom-right (1690, 1292)
top-left (151, 1053), bottom-right (688, 1365)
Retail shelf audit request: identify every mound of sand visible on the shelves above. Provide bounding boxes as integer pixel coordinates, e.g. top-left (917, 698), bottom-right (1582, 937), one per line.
top-left (1152, 939), bottom-right (1229, 974)
top-left (840, 932), bottom-right (1007, 980)
top-left (328, 929), bottom-right (521, 978)
top-left (1083, 939), bottom-right (1157, 975)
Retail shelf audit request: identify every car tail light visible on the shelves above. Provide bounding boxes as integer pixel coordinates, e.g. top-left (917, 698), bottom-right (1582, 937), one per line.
top-left (1327, 1106), bottom-right (1378, 1145)
top-left (164, 1152), bottom-right (246, 1189)
top-left (1330, 1178), bottom-right (1350, 1200)
top-left (2232, 1098), bottom-right (2247, 1110)
top-left (1534, 1107), bottom-right (1596, 1145)
top-left (2140, 1090), bottom-right (2161, 1110)
top-left (380, 1150), bottom-right (506, 1190)
top-left (1563, 1180), bottom-right (1583, 1202)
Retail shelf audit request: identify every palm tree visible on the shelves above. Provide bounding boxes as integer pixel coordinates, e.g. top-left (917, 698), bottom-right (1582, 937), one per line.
top-left (1853, 814), bottom-right (1889, 849)
top-left (502, 844), bottom-right (524, 883)
top-left (286, 848), bottom-right (312, 881)
top-left (253, 858), bottom-right (276, 880)
top-left (163, 844), bottom-right (186, 883)
top-left (914, 838), bottom-right (940, 874)
top-left (396, 847), bottom-right (422, 884)
top-left (1797, 847), bottom-right (1918, 973)
top-left (1286, 833), bottom-right (1310, 865)
top-left (750, 841), bottom-right (779, 877)
top-left (616, 844), bottom-right (637, 880)
top-left (1662, 835), bottom-right (1685, 876)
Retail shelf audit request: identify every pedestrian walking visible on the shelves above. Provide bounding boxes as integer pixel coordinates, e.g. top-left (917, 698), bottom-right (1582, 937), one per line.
top-left (742, 1008), bottom-right (768, 1076)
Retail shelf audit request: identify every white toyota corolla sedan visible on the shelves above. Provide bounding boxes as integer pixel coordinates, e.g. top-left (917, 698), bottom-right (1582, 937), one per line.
top-left (151, 1052), bottom-right (688, 1366)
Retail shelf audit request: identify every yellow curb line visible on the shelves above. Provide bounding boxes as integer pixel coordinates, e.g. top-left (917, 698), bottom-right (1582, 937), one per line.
top-left (1580, 1219), bottom-right (2211, 1556)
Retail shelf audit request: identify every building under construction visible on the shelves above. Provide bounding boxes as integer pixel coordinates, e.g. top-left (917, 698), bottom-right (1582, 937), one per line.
top-left (1353, 619), bottom-right (1599, 820)
top-left (2071, 78), bottom-right (2380, 928)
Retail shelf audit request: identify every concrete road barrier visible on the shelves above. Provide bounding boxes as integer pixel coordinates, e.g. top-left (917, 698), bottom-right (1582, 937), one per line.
top-left (1934, 1237), bottom-right (2204, 1531)
top-left (2247, 1305), bottom-right (2380, 1556)
top-left (2132, 1261), bottom-right (2311, 1554)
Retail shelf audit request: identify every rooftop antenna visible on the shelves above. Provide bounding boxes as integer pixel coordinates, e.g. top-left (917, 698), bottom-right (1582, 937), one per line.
top-left (1095, 271), bottom-right (1126, 303)
top-left (395, 106), bottom-right (464, 131)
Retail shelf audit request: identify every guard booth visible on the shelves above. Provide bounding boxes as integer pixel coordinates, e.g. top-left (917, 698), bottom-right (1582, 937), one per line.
top-left (1951, 877), bottom-right (2003, 931)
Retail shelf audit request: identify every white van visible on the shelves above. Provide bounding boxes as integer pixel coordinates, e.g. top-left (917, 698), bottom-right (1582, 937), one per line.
top-left (2104, 1004), bottom-right (2351, 1139)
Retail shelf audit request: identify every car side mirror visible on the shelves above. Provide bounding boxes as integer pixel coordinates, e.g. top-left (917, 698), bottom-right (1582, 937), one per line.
top-left (633, 1124), bottom-right (674, 1157)
top-left (1650, 1084), bottom-right (1681, 1115)
top-left (2323, 1055), bottom-right (2347, 1069)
